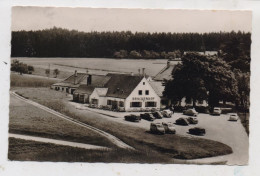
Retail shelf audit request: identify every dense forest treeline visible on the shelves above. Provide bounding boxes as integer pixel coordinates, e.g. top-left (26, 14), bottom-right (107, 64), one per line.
top-left (11, 27), bottom-right (251, 60)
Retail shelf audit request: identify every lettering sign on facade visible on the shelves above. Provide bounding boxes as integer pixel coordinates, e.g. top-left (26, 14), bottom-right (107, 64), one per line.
top-left (132, 97), bottom-right (155, 101)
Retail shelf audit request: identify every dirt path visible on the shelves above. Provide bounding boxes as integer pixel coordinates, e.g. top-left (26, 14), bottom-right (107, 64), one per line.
top-left (9, 133), bottom-right (110, 150)
top-left (10, 91), bottom-right (135, 150)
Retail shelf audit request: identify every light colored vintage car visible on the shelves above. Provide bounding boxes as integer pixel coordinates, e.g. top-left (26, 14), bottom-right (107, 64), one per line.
top-left (150, 122), bottom-right (165, 134)
top-left (161, 109), bottom-right (173, 118)
top-left (212, 107), bottom-right (222, 116)
top-left (187, 116), bottom-right (198, 124)
top-left (162, 122), bottom-right (176, 134)
top-left (229, 113), bottom-right (239, 121)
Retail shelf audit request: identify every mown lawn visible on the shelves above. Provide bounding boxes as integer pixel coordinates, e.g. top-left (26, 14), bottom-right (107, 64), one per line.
top-left (16, 87), bottom-right (233, 160)
top-left (9, 138), bottom-right (172, 163)
top-left (9, 93), bottom-right (115, 148)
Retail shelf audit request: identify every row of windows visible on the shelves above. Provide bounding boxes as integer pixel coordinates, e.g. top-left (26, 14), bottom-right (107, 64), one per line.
top-left (138, 90), bottom-right (149, 95)
top-left (130, 101), bottom-right (157, 107)
top-left (107, 100), bottom-right (124, 107)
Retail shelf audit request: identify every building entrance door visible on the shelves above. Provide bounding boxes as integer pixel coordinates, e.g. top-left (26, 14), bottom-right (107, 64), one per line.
top-left (112, 101), bottom-right (118, 110)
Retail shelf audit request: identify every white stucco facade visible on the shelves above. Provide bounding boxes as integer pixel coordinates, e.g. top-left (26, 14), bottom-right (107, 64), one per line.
top-left (125, 77), bottom-right (161, 111)
top-left (89, 77), bottom-right (161, 112)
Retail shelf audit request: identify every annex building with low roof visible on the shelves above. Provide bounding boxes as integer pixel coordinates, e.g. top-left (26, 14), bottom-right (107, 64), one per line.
top-left (53, 71), bottom-right (161, 112)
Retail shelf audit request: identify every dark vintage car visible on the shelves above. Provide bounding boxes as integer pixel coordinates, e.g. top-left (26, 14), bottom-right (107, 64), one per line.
top-left (189, 127), bottom-right (206, 136)
top-left (124, 114), bottom-right (141, 122)
top-left (175, 117), bottom-right (189, 126)
top-left (140, 113), bottom-right (156, 121)
top-left (152, 111), bottom-right (163, 119)
top-left (183, 108), bottom-right (198, 116)
top-left (150, 123), bottom-right (165, 134)
top-left (187, 116), bottom-right (198, 124)
top-left (162, 122), bottom-right (176, 134)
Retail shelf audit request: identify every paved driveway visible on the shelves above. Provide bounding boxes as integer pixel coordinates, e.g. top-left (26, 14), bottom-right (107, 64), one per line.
top-left (72, 102), bottom-right (249, 165)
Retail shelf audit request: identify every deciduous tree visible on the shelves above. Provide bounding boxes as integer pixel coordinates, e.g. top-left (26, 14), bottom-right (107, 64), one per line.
top-left (53, 69), bottom-right (60, 78)
top-left (163, 52), bottom-right (238, 107)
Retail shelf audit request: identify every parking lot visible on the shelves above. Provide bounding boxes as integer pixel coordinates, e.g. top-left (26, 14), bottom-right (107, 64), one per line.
top-left (71, 102), bottom-right (249, 165)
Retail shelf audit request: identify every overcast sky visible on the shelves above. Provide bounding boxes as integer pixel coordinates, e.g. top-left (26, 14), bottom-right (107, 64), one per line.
top-left (12, 6), bottom-right (252, 33)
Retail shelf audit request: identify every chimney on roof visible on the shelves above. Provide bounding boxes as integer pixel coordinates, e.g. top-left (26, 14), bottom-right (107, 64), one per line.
top-left (87, 75), bottom-right (92, 86)
top-left (74, 70), bottom-right (77, 85)
top-left (86, 69), bottom-right (89, 74)
top-left (138, 68), bottom-right (141, 76)
top-left (131, 72), bottom-right (134, 76)
top-left (142, 68), bottom-right (145, 77)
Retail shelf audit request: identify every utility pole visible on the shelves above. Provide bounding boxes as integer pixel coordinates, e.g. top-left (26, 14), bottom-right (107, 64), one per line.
top-left (47, 63), bottom-right (50, 79)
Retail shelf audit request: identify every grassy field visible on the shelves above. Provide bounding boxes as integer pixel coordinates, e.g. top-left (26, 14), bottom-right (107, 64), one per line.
top-left (16, 87), bottom-right (233, 160)
top-left (9, 94), bottom-right (115, 147)
top-left (9, 138), bottom-right (172, 163)
top-left (11, 73), bottom-right (59, 87)
top-left (29, 66), bottom-right (72, 79)
top-left (9, 74), bottom-right (177, 162)
top-left (11, 57), bottom-right (173, 76)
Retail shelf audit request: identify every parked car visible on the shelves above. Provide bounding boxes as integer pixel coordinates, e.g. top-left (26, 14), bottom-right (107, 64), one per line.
top-left (187, 116), bottom-right (198, 124)
top-left (183, 108), bottom-right (198, 116)
top-left (151, 108), bottom-right (158, 112)
top-left (189, 127), bottom-right (206, 136)
top-left (175, 117), bottom-right (189, 126)
top-left (152, 111), bottom-right (163, 119)
top-left (161, 109), bottom-right (173, 118)
top-left (140, 113), bottom-right (156, 121)
top-left (162, 122), bottom-right (176, 134)
top-left (229, 113), bottom-right (239, 121)
top-left (212, 107), bottom-right (222, 116)
top-left (124, 114), bottom-right (141, 122)
top-left (150, 123), bottom-right (165, 134)
top-left (102, 105), bottom-right (112, 111)
top-left (89, 104), bottom-right (98, 108)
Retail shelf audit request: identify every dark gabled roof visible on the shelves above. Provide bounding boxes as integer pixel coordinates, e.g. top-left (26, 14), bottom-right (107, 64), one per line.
top-left (53, 72), bottom-right (111, 88)
top-left (74, 85), bottom-right (95, 94)
top-left (82, 75), bottom-right (111, 87)
top-left (105, 74), bottom-right (144, 99)
top-left (63, 73), bottom-right (88, 84)
top-left (153, 64), bottom-right (176, 81)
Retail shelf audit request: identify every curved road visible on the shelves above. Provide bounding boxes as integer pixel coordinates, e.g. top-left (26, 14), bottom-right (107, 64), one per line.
top-left (10, 91), bottom-right (134, 150)
top-left (9, 133), bottom-right (110, 150)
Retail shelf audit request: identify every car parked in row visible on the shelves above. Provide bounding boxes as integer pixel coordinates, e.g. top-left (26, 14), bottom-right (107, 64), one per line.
top-left (140, 113), bottom-right (156, 121)
top-left (211, 107), bottom-right (222, 116)
top-left (187, 116), bottom-right (198, 124)
top-left (150, 123), bottom-right (165, 134)
top-left (152, 111), bottom-right (163, 119)
top-left (175, 117), bottom-right (189, 126)
top-left (229, 113), bottom-right (239, 121)
top-left (161, 109), bottom-right (173, 118)
top-left (189, 127), bottom-right (206, 136)
top-left (124, 114), bottom-right (141, 122)
top-left (162, 122), bottom-right (176, 134)
top-left (183, 108), bottom-right (198, 116)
